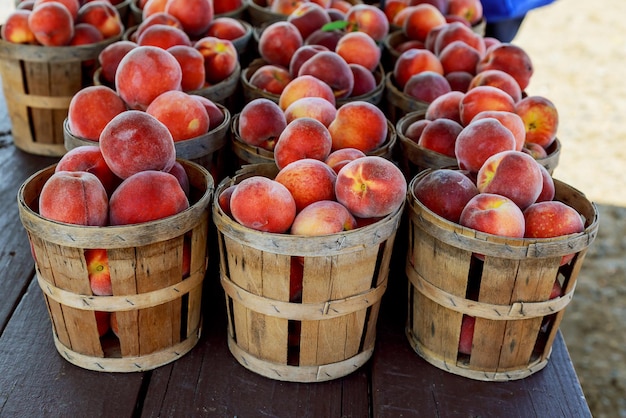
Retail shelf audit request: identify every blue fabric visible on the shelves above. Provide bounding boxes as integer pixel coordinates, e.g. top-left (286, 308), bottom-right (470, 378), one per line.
top-left (481, 0), bottom-right (556, 22)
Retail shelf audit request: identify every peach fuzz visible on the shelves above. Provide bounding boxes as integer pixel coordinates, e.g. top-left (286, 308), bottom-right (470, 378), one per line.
top-left (274, 118), bottom-right (332, 170)
top-left (27, 2), bottom-right (74, 46)
top-left (471, 110), bottom-right (526, 151)
top-left (258, 21), bottom-right (303, 69)
top-left (402, 3), bottom-right (446, 42)
top-left (284, 96), bottom-right (337, 128)
top-left (297, 50), bottom-right (354, 99)
top-left (67, 85), bottom-right (127, 141)
top-left (325, 147), bottom-right (366, 174)
top-left (476, 43), bottom-right (533, 91)
top-left (393, 48), bottom-right (444, 90)
top-left (137, 24), bottom-right (191, 49)
top-left (425, 90), bottom-right (464, 124)
top-left (403, 70), bottom-right (451, 104)
top-left (85, 248), bottom-right (112, 296)
top-left (476, 150), bottom-right (543, 210)
top-left (349, 63), bottom-right (378, 97)
top-left (459, 85), bottom-right (516, 126)
top-left (39, 171), bottom-right (108, 226)
top-left (335, 31), bottom-right (381, 72)
top-left (1, 10), bottom-right (37, 45)
top-left (417, 118), bottom-right (463, 158)
top-left (229, 176), bottom-right (297, 233)
top-left (515, 95), bottom-right (559, 149)
top-left (55, 145), bottom-right (122, 196)
top-left (278, 74), bottom-right (336, 111)
top-left (328, 101), bottom-right (388, 153)
top-left (98, 40), bottom-right (137, 86)
top-left (459, 193), bottom-right (525, 238)
top-left (238, 98), bottom-right (287, 151)
top-left (287, 2), bottom-right (331, 41)
top-left (290, 200), bottom-right (356, 236)
top-left (454, 117), bottom-right (516, 173)
top-left (146, 90), bottom-right (210, 141)
top-left (275, 158), bottom-right (337, 212)
top-left (99, 110), bottom-right (176, 179)
top-left (193, 36), bottom-right (238, 84)
top-left (335, 156), bottom-right (407, 218)
top-left (191, 95), bottom-right (225, 130)
top-left (206, 17), bottom-right (248, 41)
top-left (165, 0), bottom-right (214, 37)
top-left (413, 169), bottom-right (479, 223)
top-left (109, 170), bottom-right (189, 226)
top-left (76, 0), bottom-right (124, 39)
top-left (115, 45), bottom-right (182, 111)
top-left (167, 45), bottom-right (206, 92)
top-left (248, 64), bottom-right (293, 95)
top-left (345, 4), bottom-right (389, 42)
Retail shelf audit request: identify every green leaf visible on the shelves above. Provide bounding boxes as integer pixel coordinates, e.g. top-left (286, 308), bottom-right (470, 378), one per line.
top-left (321, 20), bottom-right (349, 32)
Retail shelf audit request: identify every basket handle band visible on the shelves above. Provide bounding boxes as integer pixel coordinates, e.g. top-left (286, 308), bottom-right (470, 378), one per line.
top-left (11, 92), bottom-right (73, 109)
top-left (406, 263), bottom-right (575, 320)
top-left (221, 274), bottom-right (387, 320)
top-left (36, 268), bottom-right (205, 312)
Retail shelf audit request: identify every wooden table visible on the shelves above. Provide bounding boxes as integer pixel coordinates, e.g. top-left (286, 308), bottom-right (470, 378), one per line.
top-left (0, 141), bottom-right (592, 417)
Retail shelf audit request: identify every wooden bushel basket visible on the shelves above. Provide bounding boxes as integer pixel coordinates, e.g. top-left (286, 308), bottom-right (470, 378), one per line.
top-left (405, 170), bottom-right (599, 381)
top-left (0, 30), bottom-right (122, 157)
top-left (384, 72), bottom-right (429, 124)
top-left (17, 160), bottom-right (214, 372)
top-left (212, 163), bottom-right (404, 382)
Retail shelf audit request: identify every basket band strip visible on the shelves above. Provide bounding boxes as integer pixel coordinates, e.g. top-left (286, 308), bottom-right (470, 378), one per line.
top-left (11, 92), bottom-right (73, 109)
top-left (221, 274), bottom-right (387, 320)
top-left (406, 263), bottom-right (575, 320)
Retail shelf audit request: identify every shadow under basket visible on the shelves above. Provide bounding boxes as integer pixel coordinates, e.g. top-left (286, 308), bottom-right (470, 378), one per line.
top-left (17, 160), bottom-right (214, 372)
top-left (212, 163), bottom-right (404, 382)
top-left (404, 170), bottom-right (599, 381)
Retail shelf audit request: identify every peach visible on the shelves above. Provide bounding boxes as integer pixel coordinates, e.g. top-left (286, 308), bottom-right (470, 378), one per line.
top-left (335, 155), bottom-right (407, 218)
top-left (403, 119), bottom-right (431, 143)
top-left (458, 315), bottom-right (475, 355)
top-left (438, 40), bottom-right (480, 75)
top-left (135, 11), bottom-right (183, 41)
top-left (238, 98), bottom-right (287, 150)
top-left (275, 158), bottom-right (337, 212)
top-left (411, 0), bottom-right (447, 13)
top-left (17, 0), bottom-right (36, 10)
top-left (168, 160), bottom-right (190, 197)
top-left (270, 0), bottom-right (306, 15)
top-left (335, 30), bottom-right (381, 72)
top-left (447, 0), bottom-right (483, 25)
top-left (445, 71), bottom-right (473, 92)
top-left (95, 311), bottom-right (111, 337)
top-left (34, 0), bottom-right (79, 20)
top-left (290, 200), bottom-right (356, 235)
top-left (76, 0), bottom-right (124, 39)
top-left (115, 45), bottom-right (182, 110)
top-left (284, 96), bottom-right (337, 127)
top-left (297, 50), bottom-right (354, 99)
top-left (469, 69), bottom-right (522, 103)
top-left (471, 110), bottom-right (525, 151)
top-left (258, 21), bottom-right (303, 69)
top-left (213, 0), bottom-right (244, 15)
top-left (55, 145), bottom-right (122, 196)
top-left (413, 168), bottom-right (479, 223)
top-left (425, 90), bottom-right (464, 124)
top-left (288, 44), bottom-right (328, 77)
top-left (476, 150), bottom-right (543, 210)
top-left (402, 3), bottom-right (446, 42)
top-left (191, 95), bottom-right (225, 130)
top-left (394, 39), bottom-right (426, 54)
top-left (206, 17), bottom-right (248, 41)
top-left (27, 2), bottom-right (74, 46)
top-left (515, 95), bottom-right (559, 149)
top-left (383, 0), bottom-right (408, 24)
top-left (137, 23), bottom-right (191, 49)
top-left (304, 28), bottom-right (343, 51)
top-left (69, 22), bottom-right (104, 46)
top-left (85, 248), bottom-right (112, 296)
top-left (146, 90), bottom-right (210, 141)
top-left (345, 4), bottom-right (390, 42)
top-left (248, 64), bottom-right (293, 95)
top-left (403, 70), bottom-right (451, 103)
top-left (476, 43), bottom-right (534, 91)
top-left (433, 20), bottom-right (484, 57)
top-left (99, 110), bottom-right (177, 179)
top-left (98, 40), bottom-right (137, 86)
top-left (329, 0), bottom-right (352, 13)
top-left (278, 74), bottom-right (336, 111)
top-left (274, 118), bottom-right (333, 170)
top-left (393, 47), bottom-right (444, 90)
top-left (459, 85), bottom-right (516, 126)
top-left (194, 36), bottom-right (238, 84)
top-left (287, 2), bottom-right (331, 41)
top-left (217, 184), bottom-right (236, 217)
top-left (1, 10), bottom-right (37, 45)
top-left (142, 0), bottom-right (167, 19)
top-left (67, 85), bottom-right (127, 141)
top-left (328, 101), bottom-right (388, 153)
top-left (454, 117), bottom-right (516, 173)
top-left (165, 0), bottom-right (214, 38)
top-left (39, 171), bottom-right (109, 226)
top-left (109, 170), bottom-right (189, 225)
top-left (422, 17), bottom-right (446, 51)
top-left (229, 176), bottom-right (297, 233)
top-left (325, 147), bottom-right (366, 174)
top-left (459, 193), bottom-right (525, 238)
top-left (417, 118), bottom-right (463, 158)
top-left (523, 142), bottom-right (548, 160)
top-left (348, 63), bottom-right (378, 97)
top-left (536, 164), bottom-right (555, 203)
top-left (167, 45), bottom-right (206, 91)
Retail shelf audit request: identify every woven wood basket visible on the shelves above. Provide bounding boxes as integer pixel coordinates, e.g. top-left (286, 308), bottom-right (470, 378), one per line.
top-left (0, 30), bottom-right (122, 157)
top-left (189, 62), bottom-right (242, 111)
top-left (17, 160), bottom-right (214, 372)
top-left (405, 169), bottom-right (599, 381)
top-left (213, 163), bottom-right (404, 382)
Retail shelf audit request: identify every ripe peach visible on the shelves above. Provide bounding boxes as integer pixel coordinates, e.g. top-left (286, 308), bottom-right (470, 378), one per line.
top-left (39, 171), bottom-right (109, 226)
top-left (335, 30), bottom-right (381, 72)
top-left (99, 110), bottom-right (177, 179)
top-left (165, 0), bottom-right (214, 38)
top-left (335, 155), bottom-right (407, 218)
top-left (142, 0), bottom-right (167, 19)
top-left (471, 110), bottom-right (525, 151)
top-left (403, 119), bottom-right (431, 143)
top-left (206, 17), bottom-right (248, 41)
top-left (229, 176), bottom-right (297, 233)
top-left (392, 47), bottom-right (444, 90)
top-left (95, 311), bottom-right (111, 337)
top-left (287, 2), bottom-right (331, 41)
top-left (55, 145), bottom-right (122, 196)
top-left (274, 118), bottom-right (333, 170)
top-left (248, 64), bottom-right (293, 95)
top-left (469, 69), bottom-right (522, 103)
top-left (76, 0), bottom-right (124, 39)
top-left (383, 0), bottom-right (408, 24)
top-left (438, 40), bottom-right (480, 75)
top-left (447, 0), bottom-right (483, 25)
top-left (168, 160), bottom-right (190, 197)
top-left (85, 248), bottom-right (112, 296)
top-left (536, 164), bottom-right (555, 203)
top-left (325, 147), bottom-right (366, 174)
top-left (69, 22), bottom-right (104, 46)
top-left (290, 200), bottom-right (357, 235)
top-left (476, 150), bottom-right (543, 210)
top-left (270, 0), bottom-right (306, 15)
top-left (417, 118), bottom-right (463, 158)
top-left (458, 314), bottom-right (475, 355)
top-left (328, 101), bottom-right (388, 153)
top-left (213, 0), bottom-right (244, 15)
top-left (476, 43), bottom-right (534, 91)
top-left (403, 70), bottom-right (451, 103)
top-left (109, 170), bottom-right (189, 225)
top-left (238, 98), bottom-right (287, 150)
top-left (515, 95), bottom-right (559, 149)
top-left (459, 85), bottom-right (516, 126)
top-left (275, 158), bottom-right (337, 212)
top-left (304, 28), bottom-right (343, 51)
top-left (191, 95), bottom-right (225, 130)
top-left (523, 142), bottom-right (548, 160)
top-left (297, 50), bottom-right (354, 99)
top-left (27, 2), bottom-right (74, 46)
top-left (137, 23), bottom-right (191, 49)
top-left (413, 169), bottom-right (479, 223)
top-left (1, 10), bottom-right (37, 45)
top-left (217, 184), bottom-right (236, 216)
top-left (115, 45), bottom-right (182, 110)
top-left (258, 21), bottom-right (303, 69)
top-left (348, 63), bottom-right (378, 97)
top-left (34, 0), bottom-right (79, 20)
top-left (284, 96), bottom-right (337, 127)
top-left (454, 117), bottom-right (516, 173)
top-left (425, 90), bottom-right (464, 124)
top-left (445, 71), bottom-right (473, 92)
top-left (167, 45), bottom-right (206, 91)
top-left (433, 20), bottom-right (485, 57)
top-left (345, 4), bottom-right (390, 42)
top-left (135, 11), bottom-right (183, 41)
top-left (98, 40), bottom-right (137, 86)
top-left (278, 74), bottom-right (336, 111)
top-left (402, 3), bottom-right (446, 42)
top-left (288, 44), bottom-right (328, 77)
top-left (459, 193), bottom-right (525, 238)
top-left (194, 36), bottom-right (238, 84)
top-left (146, 90), bottom-right (210, 141)
top-left (67, 85), bottom-right (127, 141)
